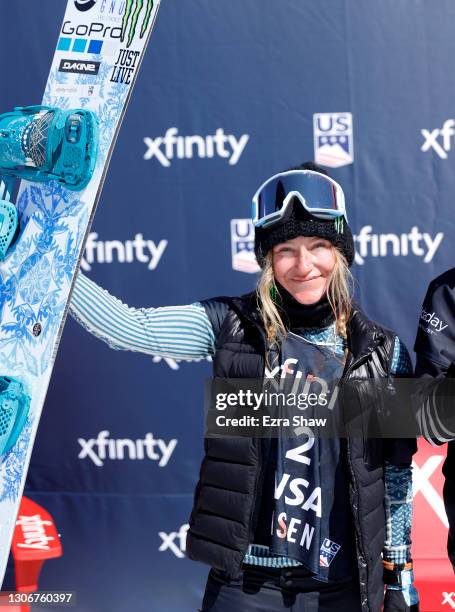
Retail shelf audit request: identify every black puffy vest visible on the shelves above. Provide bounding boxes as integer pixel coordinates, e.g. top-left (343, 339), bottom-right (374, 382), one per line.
top-left (186, 291), bottom-right (411, 612)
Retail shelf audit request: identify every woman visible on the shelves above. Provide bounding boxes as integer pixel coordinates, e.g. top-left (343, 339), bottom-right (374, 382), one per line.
top-left (69, 162), bottom-right (419, 611)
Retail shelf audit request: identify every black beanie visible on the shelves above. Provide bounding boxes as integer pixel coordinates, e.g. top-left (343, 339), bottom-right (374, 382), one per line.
top-left (254, 162), bottom-right (355, 268)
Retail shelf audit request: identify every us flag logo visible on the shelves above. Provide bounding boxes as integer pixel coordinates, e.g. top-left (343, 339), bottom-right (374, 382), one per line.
top-left (319, 538), bottom-right (341, 567)
top-left (230, 219), bottom-right (260, 274)
top-left (313, 112), bottom-right (354, 168)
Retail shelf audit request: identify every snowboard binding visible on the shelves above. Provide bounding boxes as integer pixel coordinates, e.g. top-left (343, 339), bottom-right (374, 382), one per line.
top-left (0, 377), bottom-right (30, 460)
top-left (0, 181), bottom-right (19, 260)
top-left (0, 105), bottom-right (99, 191)
top-left (0, 105), bottom-right (99, 259)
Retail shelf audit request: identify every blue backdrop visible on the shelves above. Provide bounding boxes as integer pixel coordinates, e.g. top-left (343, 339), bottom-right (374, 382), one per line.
top-left (1, 1), bottom-right (454, 610)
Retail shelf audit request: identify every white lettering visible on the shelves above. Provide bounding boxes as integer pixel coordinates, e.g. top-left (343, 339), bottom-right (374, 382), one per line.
top-left (143, 128), bottom-right (249, 166)
top-left (354, 226), bottom-right (444, 265)
top-left (81, 233), bottom-right (167, 272)
top-left (78, 431), bottom-right (177, 467)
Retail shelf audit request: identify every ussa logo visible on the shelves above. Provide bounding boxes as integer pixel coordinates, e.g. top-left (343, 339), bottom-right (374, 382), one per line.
top-left (74, 0), bottom-right (98, 10)
top-left (230, 219), bottom-right (259, 273)
top-left (313, 112), bottom-right (354, 168)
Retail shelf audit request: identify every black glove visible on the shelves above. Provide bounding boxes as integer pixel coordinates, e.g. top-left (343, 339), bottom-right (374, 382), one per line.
top-left (384, 589), bottom-right (420, 611)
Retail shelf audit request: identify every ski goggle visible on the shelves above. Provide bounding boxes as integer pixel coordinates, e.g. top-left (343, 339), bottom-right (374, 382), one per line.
top-left (252, 170), bottom-right (347, 228)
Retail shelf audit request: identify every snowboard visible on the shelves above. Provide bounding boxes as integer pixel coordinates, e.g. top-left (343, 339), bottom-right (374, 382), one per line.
top-left (0, 0), bottom-right (160, 585)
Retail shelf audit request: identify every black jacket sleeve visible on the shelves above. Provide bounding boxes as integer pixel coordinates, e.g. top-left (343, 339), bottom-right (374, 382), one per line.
top-left (414, 268), bottom-right (455, 443)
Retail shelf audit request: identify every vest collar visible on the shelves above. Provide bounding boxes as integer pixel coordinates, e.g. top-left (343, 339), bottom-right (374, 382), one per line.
top-left (346, 306), bottom-right (386, 361)
top-left (231, 293), bottom-right (386, 362)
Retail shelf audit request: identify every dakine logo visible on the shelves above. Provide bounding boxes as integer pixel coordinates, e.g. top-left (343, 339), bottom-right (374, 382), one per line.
top-left (354, 226), bottom-right (444, 265)
top-left (16, 515), bottom-right (55, 551)
top-left (81, 232), bottom-right (167, 271)
top-left (420, 309), bottom-right (448, 334)
top-left (58, 59), bottom-right (100, 75)
top-left (442, 592), bottom-right (455, 609)
top-left (143, 128), bottom-right (250, 167)
top-left (75, 0), bottom-right (98, 11)
top-left (159, 524), bottom-right (189, 558)
top-left (78, 431), bottom-right (177, 467)
top-left (421, 119), bottom-right (455, 159)
top-left (231, 219), bottom-right (259, 273)
top-left (313, 112), bottom-right (354, 168)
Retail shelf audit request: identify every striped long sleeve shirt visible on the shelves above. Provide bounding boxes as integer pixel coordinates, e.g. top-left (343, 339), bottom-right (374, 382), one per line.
top-left (69, 272), bottom-right (413, 567)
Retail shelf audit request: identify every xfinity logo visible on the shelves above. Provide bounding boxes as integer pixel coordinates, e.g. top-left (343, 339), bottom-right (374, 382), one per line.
top-left (420, 309), bottom-right (448, 333)
top-left (78, 430), bottom-right (177, 467)
top-left (354, 226), bottom-right (444, 265)
top-left (143, 127), bottom-right (249, 167)
top-left (16, 515), bottom-right (55, 551)
top-left (81, 232), bottom-right (167, 272)
top-left (58, 59), bottom-right (100, 75)
top-left (159, 524), bottom-right (189, 558)
top-left (421, 119), bottom-right (455, 159)
top-left (442, 592), bottom-right (455, 608)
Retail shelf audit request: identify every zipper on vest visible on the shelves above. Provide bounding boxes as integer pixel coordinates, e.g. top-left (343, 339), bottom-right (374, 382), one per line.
top-left (241, 324), bottom-right (268, 568)
top-left (345, 437), bottom-right (367, 564)
top-left (340, 346), bottom-right (380, 606)
top-left (246, 438), bottom-right (262, 559)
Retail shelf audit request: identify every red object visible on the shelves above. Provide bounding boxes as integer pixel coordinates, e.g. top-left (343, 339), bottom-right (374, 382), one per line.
top-left (0, 496), bottom-right (62, 612)
top-left (413, 439), bottom-right (455, 611)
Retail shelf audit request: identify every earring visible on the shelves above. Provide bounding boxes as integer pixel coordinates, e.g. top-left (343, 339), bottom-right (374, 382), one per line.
top-left (270, 283), bottom-right (278, 301)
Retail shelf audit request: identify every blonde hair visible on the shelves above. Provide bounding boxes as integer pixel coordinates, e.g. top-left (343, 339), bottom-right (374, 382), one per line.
top-left (256, 246), bottom-right (353, 347)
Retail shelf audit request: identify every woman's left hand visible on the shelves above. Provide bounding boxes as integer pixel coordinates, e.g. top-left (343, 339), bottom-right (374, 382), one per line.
top-left (384, 569), bottom-right (419, 611)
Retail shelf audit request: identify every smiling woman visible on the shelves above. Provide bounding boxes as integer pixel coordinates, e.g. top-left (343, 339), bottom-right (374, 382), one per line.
top-left (272, 236), bottom-right (336, 304)
top-left (68, 161), bottom-right (418, 612)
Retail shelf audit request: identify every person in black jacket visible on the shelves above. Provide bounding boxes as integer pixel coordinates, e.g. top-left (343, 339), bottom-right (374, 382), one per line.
top-left (69, 162), bottom-right (419, 611)
top-left (414, 268), bottom-right (455, 571)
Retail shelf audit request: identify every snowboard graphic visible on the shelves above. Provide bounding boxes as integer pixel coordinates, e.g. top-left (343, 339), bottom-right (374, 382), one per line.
top-left (0, 0), bottom-right (160, 584)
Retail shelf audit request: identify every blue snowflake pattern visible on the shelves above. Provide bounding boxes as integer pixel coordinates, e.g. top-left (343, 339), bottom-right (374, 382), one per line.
top-left (0, 416), bottom-right (33, 503)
